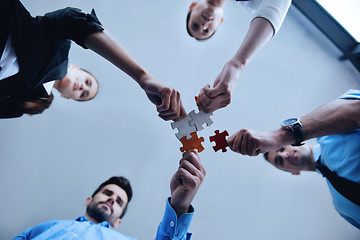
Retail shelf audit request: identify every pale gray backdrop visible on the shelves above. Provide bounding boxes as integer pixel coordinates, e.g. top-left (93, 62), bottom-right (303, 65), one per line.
top-left (1, 0), bottom-right (360, 239)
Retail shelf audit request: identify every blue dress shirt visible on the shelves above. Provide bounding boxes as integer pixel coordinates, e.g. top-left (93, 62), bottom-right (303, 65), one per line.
top-left (14, 198), bottom-right (194, 240)
top-left (312, 89), bottom-right (360, 229)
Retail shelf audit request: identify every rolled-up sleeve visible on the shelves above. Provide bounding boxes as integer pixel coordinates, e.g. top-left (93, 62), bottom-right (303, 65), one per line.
top-left (155, 198), bottom-right (194, 240)
top-left (36, 7), bottom-right (104, 48)
top-left (254, 0), bottom-right (292, 35)
top-left (339, 89), bottom-right (360, 100)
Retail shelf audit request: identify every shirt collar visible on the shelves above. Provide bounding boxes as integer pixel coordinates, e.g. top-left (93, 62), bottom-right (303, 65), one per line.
top-left (43, 80), bottom-right (55, 95)
top-left (75, 216), bottom-right (111, 228)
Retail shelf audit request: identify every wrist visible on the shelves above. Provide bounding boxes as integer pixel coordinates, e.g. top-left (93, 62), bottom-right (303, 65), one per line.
top-left (228, 58), bottom-right (246, 71)
top-left (137, 71), bottom-right (152, 88)
top-left (170, 198), bottom-right (190, 218)
top-left (273, 128), bottom-right (297, 147)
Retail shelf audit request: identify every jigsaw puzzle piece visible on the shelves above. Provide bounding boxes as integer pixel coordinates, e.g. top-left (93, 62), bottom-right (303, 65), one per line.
top-left (188, 110), bottom-right (213, 131)
top-left (209, 130), bottom-right (229, 152)
top-left (171, 115), bottom-right (197, 140)
top-left (180, 132), bottom-right (205, 153)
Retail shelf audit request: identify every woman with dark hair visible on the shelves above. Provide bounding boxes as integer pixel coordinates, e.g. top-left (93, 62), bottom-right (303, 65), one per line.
top-left (0, 0), bottom-right (185, 120)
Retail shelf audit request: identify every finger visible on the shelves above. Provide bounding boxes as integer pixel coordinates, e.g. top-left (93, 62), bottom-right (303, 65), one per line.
top-left (196, 92), bottom-right (209, 113)
top-left (179, 159), bottom-right (201, 177)
top-left (157, 89), bottom-right (176, 113)
top-left (180, 151), bottom-right (201, 170)
top-left (227, 134), bottom-right (236, 151)
top-left (248, 138), bottom-right (260, 156)
top-left (196, 91), bottom-right (223, 113)
top-left (181, 151), bottom-right (205, 176)
top-left (240, 131), bottom-right (248, 155)
top-left (157, 90), bottom-right (179, 118)
top-left (202, 84), bottom-right (225, 98)
top-left (156, 88), bottom-right (172, 112)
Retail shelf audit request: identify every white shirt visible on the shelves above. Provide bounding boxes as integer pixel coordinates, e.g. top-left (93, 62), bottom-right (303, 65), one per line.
top-left (0, 34), bottom-right (20, 80)
top-left (0, 34), bottom-right (55, 95)
top-left (238, 0), bottom-right (292, 35)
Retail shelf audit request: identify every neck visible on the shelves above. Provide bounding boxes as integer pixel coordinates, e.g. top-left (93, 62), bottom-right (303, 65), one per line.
top-left (307, 145), bottom-right (316, 172)
top-left (53, 79), bottom-right (61, 91)
top-left (84, 212), bottom-right (101, 225)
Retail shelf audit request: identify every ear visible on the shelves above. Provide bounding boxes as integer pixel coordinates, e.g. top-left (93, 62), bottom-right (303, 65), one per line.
top-left (189, 2), bottom-right (197, 10)
top-left (220, 16), bottom-right (224, 25)
top-left (291, 171), bottom-right (301, 176)
top-left (112, 218), bottom-right (122, 228)
top-left (84, 197), bottom-right (92, 206)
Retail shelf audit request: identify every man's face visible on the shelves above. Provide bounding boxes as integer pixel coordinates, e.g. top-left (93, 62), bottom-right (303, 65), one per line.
top-left (57, 65), bottom-right (98, 101)
top-left (266, 145), bottom-right (313, 174)
top-left (188, 1), bottom-right (224, 40)
top-left (85, 184), bottom-right (128, 228)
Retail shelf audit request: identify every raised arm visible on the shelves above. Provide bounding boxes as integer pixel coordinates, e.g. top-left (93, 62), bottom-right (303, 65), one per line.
top-left (155, 150), bottom-right (206, 240)
top-left (227, 90), bottom-right (360, 156)
top-left (83, 30), bottom-right (186, 121)
top-left (196, 0), bottom-right (292, 113)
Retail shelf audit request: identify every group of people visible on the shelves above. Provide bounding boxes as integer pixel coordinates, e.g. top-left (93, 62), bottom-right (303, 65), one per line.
top-left (2, 0), bottom-right (359, 239)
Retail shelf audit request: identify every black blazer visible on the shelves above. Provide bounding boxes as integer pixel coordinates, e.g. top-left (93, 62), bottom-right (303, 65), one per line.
top-left (0, 0), bottom-right (104, 118)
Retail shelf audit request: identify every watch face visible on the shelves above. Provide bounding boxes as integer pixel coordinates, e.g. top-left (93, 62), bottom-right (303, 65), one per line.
top-left (282, 118), bottom-right (298, 126)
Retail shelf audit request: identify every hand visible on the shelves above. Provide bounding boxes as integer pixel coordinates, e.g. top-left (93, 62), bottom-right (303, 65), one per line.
top-left (170, 150), bottom-right (206, 218)
top-left (140, 76), bottom-right (186, 121)
top-left (227, 129), bottom-right (289, 156)
top-left (196, 60), bottom-right (242, 113)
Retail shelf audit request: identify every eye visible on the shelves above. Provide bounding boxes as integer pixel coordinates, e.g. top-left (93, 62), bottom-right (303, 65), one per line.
top-left (103, 189), bottom-right (112, 196)
top-left (278, 147), bottom-right (285, 152)
top-left (192, 23), bottom-right (199, 31)
top-left (116, 198), bottom-right (122, 206)
top-left (274, 156), bottom-right (283, 167)
top-left (203, 28), bottom-right (209, 34)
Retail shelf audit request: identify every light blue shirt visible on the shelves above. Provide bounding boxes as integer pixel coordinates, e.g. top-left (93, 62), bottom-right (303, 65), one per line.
top-left (14, 198), bottom-right (194, 240)
top-left (312, 89), bottom-right (360, 229)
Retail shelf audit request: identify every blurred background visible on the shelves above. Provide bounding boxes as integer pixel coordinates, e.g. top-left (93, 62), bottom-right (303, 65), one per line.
top-left (1, 0), bottom-right (360, 239)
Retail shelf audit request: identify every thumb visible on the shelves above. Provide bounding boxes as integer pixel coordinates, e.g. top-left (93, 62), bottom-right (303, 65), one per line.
top-left (202, 84), bottom-right (223, 98)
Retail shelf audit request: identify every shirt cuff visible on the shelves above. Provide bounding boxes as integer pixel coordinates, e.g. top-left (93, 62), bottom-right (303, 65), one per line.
top-left (155, 197), bottom-right (194, 240)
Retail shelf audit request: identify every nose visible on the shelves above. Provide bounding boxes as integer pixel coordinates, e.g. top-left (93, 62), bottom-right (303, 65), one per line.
top-left (278, 151), bottom-right (289, 160)
top-left (107, 197), bottom-right (115, 206)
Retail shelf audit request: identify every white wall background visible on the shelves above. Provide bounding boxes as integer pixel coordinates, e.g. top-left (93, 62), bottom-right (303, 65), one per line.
top-left (1, 0), bottom-right (360, 239)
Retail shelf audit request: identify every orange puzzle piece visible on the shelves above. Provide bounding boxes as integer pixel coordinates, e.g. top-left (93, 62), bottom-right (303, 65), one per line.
top-left (180, 132), bottom-right (205, 153)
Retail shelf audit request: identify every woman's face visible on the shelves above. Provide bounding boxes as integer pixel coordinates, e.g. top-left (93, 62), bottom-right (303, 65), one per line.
top-left (57, 65), bottom-right (98, 101)
top-left (188, 1), bottom-right (224, 40)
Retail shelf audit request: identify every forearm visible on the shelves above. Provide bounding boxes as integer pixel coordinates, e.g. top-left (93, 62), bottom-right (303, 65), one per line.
top-left (301, 99), bottom-right (360, 140)
top-left (231, 17), bottom-right (274, 69)
top-left (84, 30), bottom-right (151, 85)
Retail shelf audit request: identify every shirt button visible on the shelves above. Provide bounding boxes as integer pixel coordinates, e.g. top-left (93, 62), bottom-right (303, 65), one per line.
top-left (170, 221), bottom-right (175, 227)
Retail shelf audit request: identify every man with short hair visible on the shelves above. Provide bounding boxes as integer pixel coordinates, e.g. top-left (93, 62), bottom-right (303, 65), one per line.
top-left (186, 0), bottom-right (292, 113)
top-left (227, 89), bottom-right (360, 228)
top-left (14, 150), bottom-right (206, 239)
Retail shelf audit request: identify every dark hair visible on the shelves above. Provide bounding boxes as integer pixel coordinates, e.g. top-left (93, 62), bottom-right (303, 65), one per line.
top-left (186, 10), bottom-right (216, 41)
top-left (17, 93), bottom-right (54, 115)
top-left (75, 68), bottom-right (99, 102)
top-left (92, 176), bottom-right (133, 219)
top-left (263, 152), bottom-right (269, 161)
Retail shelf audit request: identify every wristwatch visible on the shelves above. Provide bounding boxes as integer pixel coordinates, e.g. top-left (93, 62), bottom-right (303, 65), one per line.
top-left (281, 118), bottom-right (304, 146)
